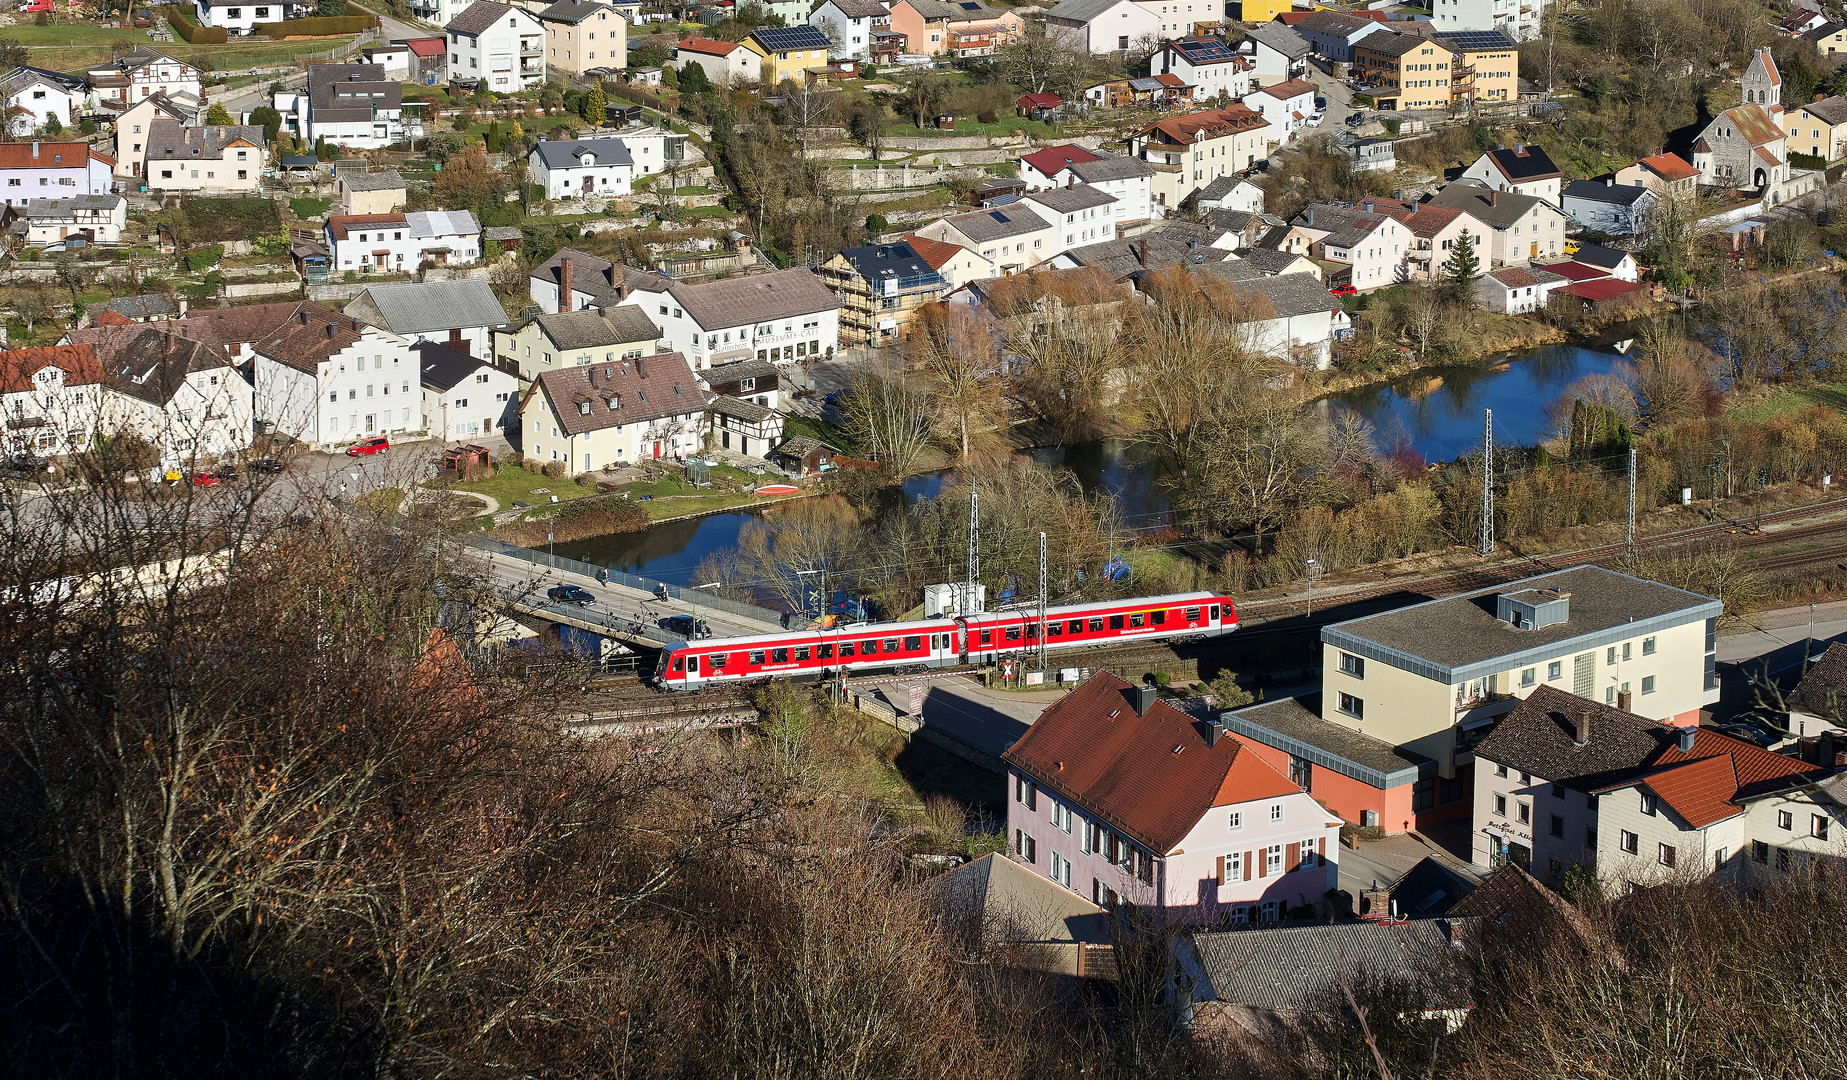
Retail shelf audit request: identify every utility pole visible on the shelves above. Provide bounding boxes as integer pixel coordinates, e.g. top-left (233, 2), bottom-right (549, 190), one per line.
top-left (1478, 409), bottom-right (1494, 558)
top-left (1034, 531), bottom-right (1049, 664)
top-left (966, 488), bottom-right (980, 616)
top-left (1626, 447), bottom-right (1637, 549)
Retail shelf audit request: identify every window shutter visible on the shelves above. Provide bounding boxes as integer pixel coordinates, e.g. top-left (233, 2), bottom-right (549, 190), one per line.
top-left (1319, 836), bottom-right (1326, 860)
top-left (1217, 855), bottom-right (1226, 885)
top-left (1244, 851), bottom-right (1253, 881)
top-left (1257, 849), bottom-right (1267, 878)
top-left (1287, 841), bottom-right (1300, 872)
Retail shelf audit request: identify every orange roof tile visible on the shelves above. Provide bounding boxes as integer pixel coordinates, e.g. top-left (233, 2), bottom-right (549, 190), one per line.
top-left (899, 233), bottom-right (968, 270)
top-left (0, 344), bottom-right (103, 394)
top-left (1141, 104), bottom-right (1268, 146)
top-left (1002, 673), bottom-right (1302, 854)
top-left (677, 36), bottom-right (743, 56)
top-left (0, 141), bottom-right (91, 169)
top-left (1606, 728), bottom-right (1824, 828)
top-left (1637, 152), bottom-right (1697, 181)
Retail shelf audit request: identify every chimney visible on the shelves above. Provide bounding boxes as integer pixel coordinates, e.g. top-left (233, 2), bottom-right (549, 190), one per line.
top-left (559, 257), bottom-right (574, 313)
top-left (1572, 709), bottom-right (1591, 747)
top-left (1489, 190), bottom-right (1498, 206)
top-left (1677, 725), bottom-right (1697, 753)
top-left (1306, 205), bottom-right (1315, 226)
top-left (1408, 202), bottom-right (1417, 215)
top-left (1516, 141), bottom-right (1526, 155)
top-left (326, 323), bottom-right (336, 339)
top-left (1133, 684), bottom-right (1156, 716)
top-left (299, 309), bottom-right (310, 324)
top-left (1205, 719), bottom-right (1224, 747)
top-left (1617, 689), bottom-right (1632, 712)
top-left (588, 367), bottom-right (598, 388)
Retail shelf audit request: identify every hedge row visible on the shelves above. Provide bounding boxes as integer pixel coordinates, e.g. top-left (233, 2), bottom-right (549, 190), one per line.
top-left (167, 7), bottom-right (229, 44)
top-left (254, 14), bottom-right (377, 35)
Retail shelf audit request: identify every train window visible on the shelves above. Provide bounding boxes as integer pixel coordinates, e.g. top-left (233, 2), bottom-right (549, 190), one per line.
top-left (904, 635), bottom-right (922, 651)
top-left (687, 656), bottom-right (699, 672)
top-left (1211, 605), bottom-right (1220, 621)
top-left (1088, 618), bottom-right (1104, 633)
top-left (710, 653), bottom-right (727, 669)
top-left (980, 629), bottom-right (992, 645)
top-left (794, 646), bottom-right (810, 661)
top-left (1005, 626), bottom-right (1022, 642)
top-left (672, 657), bottom-right (684, 672)
top-left (1048, 623), bottom-right (1063, 637)
top-left (1025, 624), bottom-right (1037, 639)
top-left (749, 651), bottom-right (765, 665)
top-left (933, 634), bottom-right (946, 649)
top-left (840, 642), bottom-right (856, 657)
top-left (818, 644), bottom-right (834, 659)
top-left (1152, 610), bottom-right (1166, 625)
top-left (863, 640), bottom-right (878, 654)
top-left (772, 648), bottom-right (789, 664)
top-left (1130, 613), bottom-right (1145, 629)
top-left (1068, 619), bottom-right (1083, 634)
top-left (883, 638), bottom-right (901, 653)
top-left (1109, 615), bottom-right (1125, 630)
top-left (1184, 607), bottom-right (1201, 621)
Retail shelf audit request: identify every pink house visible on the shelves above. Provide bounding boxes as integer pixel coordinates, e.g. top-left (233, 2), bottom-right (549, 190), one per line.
top-left (887, 0), bottom-right (1022, 58)
top-left (1002, 673), bottom-right (1342, 923)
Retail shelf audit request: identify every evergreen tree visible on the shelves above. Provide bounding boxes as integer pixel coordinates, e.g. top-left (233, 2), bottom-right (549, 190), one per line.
top-left (679, 61), bottom-right (708, 95)
top-left (584, 84), bottom-right (607, 127)
top-left (485, 122), bottom-right (501, 152)
top-left (205, 101), bottom-right (234, 126)
top-left (1442, 227), bottom-right (1481, 304)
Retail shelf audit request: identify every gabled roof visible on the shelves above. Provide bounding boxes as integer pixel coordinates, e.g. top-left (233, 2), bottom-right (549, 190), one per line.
top-left (340, 169), bottom-right (406, 192)
top-left (1248, 77), bottom-right (1316, 102)
top-left (1190, 918), bottom-right (1475, 1013)
top-left (23, 194), bottom-right (122, 219)
top-left (1067, 155), bottom-right (1154, 183)
top-left (1372, 198), bottom-right (1464, 238)
top-left (0, 344), bottom-right (103, 393)
top-left (75, 326), bottom-right (237, 407)
top-left (747, 24), bottom-right (833, 51)
top-left (1044, 0), bottom-right (1133, 23)
top-left (1140, 104), bottom-right (1267, 146)
top-left (1357, 30), bottom-right (1447, 58)
top-left (897, 233), bottom-right (972, 271)
top-left (1243, 21), bottom-right (1310, 58)
top-left (833, 240), bottom-right (939, 283)
top-left (1485, 265), bottom-right (1566, 288)
top-left (534, 306), bottom-right (662, 349)
top-left (251, 303), bottom-right (375, 375)
top-left (1563, 180), bottom-right (1654, 206)
top-left (820, 0), bottom-right (891, 17)
top-left (532, 136), bottom-right (634, 169)
top-left (414, 339), bottom-right (494, 392)
top-left (900, 0), bottom-right (1009, 22)
top-left (403, 37), bottom-right (447, 56)
top-left (326, 212), bottom-right (407, 240)
top-left (1632, 151), bottom-right (1698, 181)
top-left (1026, 185), bottom-right (1116, 214)
top-left (100, 293), bottom-right (179, 320)
top-left (1596, 728), bottom-right (1823, 829)
top-left (1745, 46), bottom-right (1780, 87)
top-left (446, 0), bottom-right (517, 35)
top-left (667, 267), bottom-right (838, 329)
top-left (1800, 95), bottom-right (1847, 126)
top-left (1431, 28), bottom-right (1517, 52)
top-left (1293, 9), bottom-right (1377, 36)
top-left (1002, 672), bottom-right (1305, 853)
top-left (1557, 278), bottom-right (1648, 301)
top-left (527, 351), bottom-right (704, 435)
top-left (1471, 684), bottom-right (1678, 785)
top-left (343, 279), bottom-right (506, 336)
top-left (926, 853), bottom-right (1109, 945)
top-left (1714, 102), bottom-right (1783, 148)
top-left (0, 141), bottom-right (91, 169)
top-left (1020, 142), bottom-right (1098, 178)
top-left (1789, 642), bottom-right (1847, 719)
top-left (1017, 91), bottom-right (1063, 109)
top-left (1539, 260), bottom-right (1608, 282)
top-left (536, 0), bottom-right (610, 23)
top-left (1294, 201), bottom-right (1397, 248)
top-left (144, 121), bottom-right (266, 164)
top-left (1571, 242), bottom-right (1633, 269)
top-left (1478, 144), bottom-right (1561, 183)
top-left (938, 202), bottom-right (1053, 244)
top-left (1425, 180), bottom-right (1554, 229)
top-left (703, 356), bottom-right (781, 386)
top-left (1164, 36), bottom-right (1241, 66)
top-left (1198, 173), bottom-right (1260, 202)
top-left (407, 209), bottom-right (480, 238)
top-left (676, 35), bottom-right (745, 55)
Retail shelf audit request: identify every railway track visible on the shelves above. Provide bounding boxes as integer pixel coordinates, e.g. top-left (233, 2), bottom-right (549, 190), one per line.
top-left (1238, 498), bottom-right (1847, 624)
top-left (1749, 543), bottom-right (1847, 574)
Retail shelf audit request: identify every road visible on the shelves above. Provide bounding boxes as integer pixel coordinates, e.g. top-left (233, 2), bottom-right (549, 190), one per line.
top-left (1304, 62), bottom-right (1352, 133)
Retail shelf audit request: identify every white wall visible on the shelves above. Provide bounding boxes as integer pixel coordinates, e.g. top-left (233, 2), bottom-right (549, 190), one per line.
top-left (420, 366), bottom-right (520, 437)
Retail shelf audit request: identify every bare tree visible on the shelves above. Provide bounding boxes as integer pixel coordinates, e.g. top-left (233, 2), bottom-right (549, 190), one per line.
top-left (841, 352), bottom-right (934, 474)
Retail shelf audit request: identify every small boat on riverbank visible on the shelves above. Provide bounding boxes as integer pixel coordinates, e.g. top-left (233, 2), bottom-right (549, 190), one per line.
top-left (754, 484), bottom-right (800, 496)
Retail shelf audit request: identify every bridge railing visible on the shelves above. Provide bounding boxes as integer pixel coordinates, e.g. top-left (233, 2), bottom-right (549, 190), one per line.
top-left (462, 534), bottom-right (786, 627)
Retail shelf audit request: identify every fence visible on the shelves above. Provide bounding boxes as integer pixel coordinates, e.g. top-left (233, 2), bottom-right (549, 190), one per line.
top-left (461, 533), bottom-right (786, 626)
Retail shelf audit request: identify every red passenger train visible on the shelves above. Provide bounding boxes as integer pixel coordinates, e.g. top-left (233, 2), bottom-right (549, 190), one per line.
top-left (654, 591), bottom-right (1238, 688)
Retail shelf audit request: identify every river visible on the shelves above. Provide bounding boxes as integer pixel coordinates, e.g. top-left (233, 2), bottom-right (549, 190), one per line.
top-left (553, 343), bottom-right (1635, 583)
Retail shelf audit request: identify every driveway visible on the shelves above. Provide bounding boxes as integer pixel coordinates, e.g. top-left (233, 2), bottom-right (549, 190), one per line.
top-left (1304, 61), bottom-right (1352, 133)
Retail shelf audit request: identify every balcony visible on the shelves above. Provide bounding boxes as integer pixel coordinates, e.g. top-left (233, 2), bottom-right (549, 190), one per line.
top-left (519, 39), bottom-right (543, 56)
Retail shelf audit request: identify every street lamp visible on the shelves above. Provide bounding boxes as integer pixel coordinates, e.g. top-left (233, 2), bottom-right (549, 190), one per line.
top-left (1305, 558), bottom-right (1322, 617)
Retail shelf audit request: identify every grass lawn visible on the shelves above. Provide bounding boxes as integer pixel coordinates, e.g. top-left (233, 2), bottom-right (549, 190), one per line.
top-left (431, 468), bottom-right (599, 508)
top-left (783, 414), bottom-right (854, 454)
top-left (1726, 382), bottom-right (1847, 423)
top-left (290, 196), bottom-right (334, 219)
top-left (7, 25), bottom-right (358, 73)
top-left (886, 117), bottom-right (1059, 139)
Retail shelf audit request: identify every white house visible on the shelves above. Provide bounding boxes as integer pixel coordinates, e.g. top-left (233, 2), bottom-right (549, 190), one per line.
top-left (1281, 201), bottom-right (1411, 292)
top-left (89, 48), bottom-right (202, 105)
top-left (1019, 143), bottom-right (1101, 191)
top-left (1561, 179), bottom-right (1658, 237)
top-left (19, 194), bottom-right (127, 245)
top-left (1240, 23), bottom-right (1311, 87)
top-left (911, 202), bottom-right (1059, 274)
top-left (616, 266), bottom-right (842, 368)
top-left (112, 94), bottom-right (194, 181)
top-left (1430, 0), bottom-right (1551, 42)
top-left (141, 122), bottom-right (266, 193)
top-left (277, 64), bottom-right (407, 150)
top-left (1476, 265), bottom-right (1569, 314)
top-left (520, 350), bottom-right (709, 469)
top-left (326, 210), bottom-right (483, 275)
top-left (1427, 180), bottom-right (1569, 267)
top-left (1569, 243), bottom-right (1641, 283)
top-left (0, 140), bottom-right (116, 208)
top-left (1462, 144), bottom-right (1565, 202)
top-left (0, 343), bottom-right (106, 457)
top-left (414, 339), bottom-right (520, 439)
top-left (359, 43), bottom-right (414, 82)
top-left (1242, 77), bottom-right (1316, 148)
top-left (529, 137), bottom-right (634, 200)
top-left (1198, 174), bottom-right (1265, 214)
top-left (194, 0), bottom-right (307, 35)
top-left (0, 66), bottom-right (86, 135)
top-left (810, 0), bottom-right (890, 61)
top-left (66, 325), bottom-right (253, 468)
top-left (344, 279), bottom-right (508, 359)
top-left (1042, 0), bottom-right (1161, 56)
top-left (245, 303), bottom-right (423, 449)
top-left (1025, 185), bottom-right (1121, 254)
top-left (611, 126), bottom-right (685, 178)
top-left (1154, 37), bottom-right (1253, 103)
top-left (672, 37), bottom-right (757, 85)
top-left (1198, 264), bottom-right (1339, 369)
top-left (447, 0), bottom-right (547, 92)
top-left (1066, 154), bottom-right (1157, 230)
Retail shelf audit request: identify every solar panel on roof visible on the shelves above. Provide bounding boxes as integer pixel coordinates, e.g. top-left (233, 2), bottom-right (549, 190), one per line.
top-left (753, 25), bottom-right (830, 49)
top-left (1176, 38), bottom-right (1235, 62)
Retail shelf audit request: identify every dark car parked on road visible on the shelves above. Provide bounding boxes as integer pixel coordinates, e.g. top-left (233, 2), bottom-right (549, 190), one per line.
top-left (548, 585), bottom-right (596, 606)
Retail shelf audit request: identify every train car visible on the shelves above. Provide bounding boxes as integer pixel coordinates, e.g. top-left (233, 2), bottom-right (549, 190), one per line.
top-left (654, 591), bottom-right (1238, 689)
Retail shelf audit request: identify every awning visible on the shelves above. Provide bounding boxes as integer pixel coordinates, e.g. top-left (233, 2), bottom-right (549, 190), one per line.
top-left (372, 248), bottom-right (391, 256)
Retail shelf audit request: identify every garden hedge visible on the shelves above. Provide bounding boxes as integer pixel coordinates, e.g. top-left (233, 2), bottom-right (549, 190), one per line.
top-left (167, 7), bottom-right (228, 44)
top-left (254, 14), bottom-right (377, 35)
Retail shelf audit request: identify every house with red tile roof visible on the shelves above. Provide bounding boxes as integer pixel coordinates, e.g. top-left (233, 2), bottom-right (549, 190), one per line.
top-left (673, 36), bottom-right (756, 84)
top-left (1614, 152), bottom-right (1699, 201)
top-left (1002, 672), bottom-right (1341, 921)
top-left (0, 344), bottom-right (105, 456)
top-left (1018, 142), bottom-right (1099, 191)
top-left (901, 232), bottom-right (993, 290)
top-left (1128, 104), bottom-right (1271, 210)
top-left (0, 140), bottom-right (116, 207)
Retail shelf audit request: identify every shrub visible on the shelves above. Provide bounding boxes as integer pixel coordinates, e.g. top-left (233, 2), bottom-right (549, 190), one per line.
top-left (168, 8), bottom-right (229, 43)
top-left (41, 115), bottom-right (61, 135)
top-left (976, 109), bottom-right (996, 123)
top-left (541, 460), bottom-right (566, 479)
top-left (253, 14), bottom-right (376, 34)
top-left (185, 244), bottom-right (224, 272)
top-left (522, 457), bottom-right (543, 473)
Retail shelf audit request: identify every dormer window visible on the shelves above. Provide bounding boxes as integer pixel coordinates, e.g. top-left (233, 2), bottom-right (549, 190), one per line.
top-left (578, 400), bottom-right (592, 415)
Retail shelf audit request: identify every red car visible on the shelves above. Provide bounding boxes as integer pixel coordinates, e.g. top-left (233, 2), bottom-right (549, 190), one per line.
top-left (346, 436), bottom-right (390, 457)
top-left (1330, 283), bottom-right (1359, 297)
top-left (189, 472), bottom-right (221, 488)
